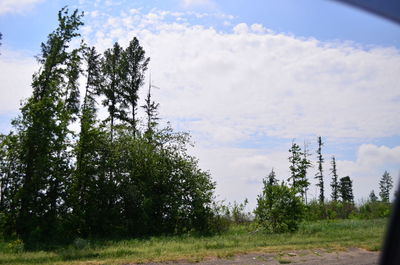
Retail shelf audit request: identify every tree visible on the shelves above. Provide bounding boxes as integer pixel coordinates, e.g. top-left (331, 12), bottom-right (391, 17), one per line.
top-left (266, 168), bottom-right (277, 186)
top-left (101, 42), bottom-right (124, 142)
top-left (369, 190), bottom-right (378, 202)
top-left (299, 141), bottom-right (312, 203)
top-left (0, 32), bottom-right (2, 55)
top-left (330, 156), bottom-right (339, 202)
top-left (315, 136), bottom-right (325, 203)
top-left (70, 46), bottom-right (111, 237)
top-left (379, 171), bottom-right (393, 203)
top-left (288, 141), bottom-right (311, 202)
top-left (339, 176), bottom-right (354, 204)
top-left (0, 133), bottom-right (24, 235)
top-left (288, 141), bottom-right (302, 191)
top-left (255, 179), bottom-right (303, 233)
top-left (142, 76), bottom-right (160, 140)
top-left (120, 37), bottom-right (150, 136)
top-left (13, 7), bottom-right (83, 243)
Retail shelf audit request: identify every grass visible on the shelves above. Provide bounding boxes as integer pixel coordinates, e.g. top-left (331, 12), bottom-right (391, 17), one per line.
top-left (0, 218), bottom-right (387, 265)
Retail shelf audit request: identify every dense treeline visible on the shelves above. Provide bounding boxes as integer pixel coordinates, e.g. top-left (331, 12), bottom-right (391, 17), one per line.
top-left (0, 8), bottom-right (215, 246)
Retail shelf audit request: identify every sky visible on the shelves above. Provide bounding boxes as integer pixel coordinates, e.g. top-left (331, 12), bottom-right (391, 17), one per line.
top-left (1, 0), bottom-right (400, 210)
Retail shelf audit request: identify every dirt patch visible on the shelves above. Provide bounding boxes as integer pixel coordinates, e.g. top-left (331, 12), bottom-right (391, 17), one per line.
top-left (138, 248), bottom-right (379, 265)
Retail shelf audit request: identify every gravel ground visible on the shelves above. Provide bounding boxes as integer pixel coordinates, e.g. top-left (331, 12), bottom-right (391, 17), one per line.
top-left (138, 248), bottom-right (380, 265)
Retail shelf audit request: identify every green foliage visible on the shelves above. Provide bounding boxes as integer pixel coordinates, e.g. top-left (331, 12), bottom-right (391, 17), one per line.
top-left (339, 176), bottom-right (354, 203)
top-left (120, 37), bottom-right (150, 135)
top-left (288, 142), bottom-right (302, 189)
top-left (379, 171), bottom-right (393, 203)
top-left (330, 156), bottom-right (339, 202)
top-left (369, 190), bottom-right (378, 202)
top-left (72, 238), bottom-right (89, 250)
top-left (305, 200), bottom-right (356, 221)
top-left (357, 201), bottom-right (391, 219)
top-left (6, 239), bottom-right (24, 253)
top-left (6, 7), bottom-right (85, 244)
top-left (288, 141), bottom-right (312, 202)
top-left (0, 8), bottom-right (217, 245)
top-left (207, 201), bottom-right (233, 234)
top-left (229, 199), bottom-right (251, 224)
top-left (315, 136), bottom-right (325, 203)
top-left (255, 180), bottom-right (304, 233)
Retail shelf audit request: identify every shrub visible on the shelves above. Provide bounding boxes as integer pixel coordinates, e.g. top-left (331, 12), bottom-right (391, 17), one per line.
top-left (255, 182), bottom-right (304, 233)
top-left (73, 237), bottom-right (89, 249)
top-left (6, 239), bottom-right (24, 253)
top-left (357, 201), bottom-right (391, 219)
top-left (207, 201), bottom-right (232, 234)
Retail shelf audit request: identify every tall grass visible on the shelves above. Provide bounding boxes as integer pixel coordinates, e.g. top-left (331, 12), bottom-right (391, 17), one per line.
top-left (0, 218), bottom-right (387, 265)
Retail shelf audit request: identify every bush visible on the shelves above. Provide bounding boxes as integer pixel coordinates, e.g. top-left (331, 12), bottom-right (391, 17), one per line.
top-left (6, 239), bottom-right (24, 253)
top-left (357, 201), bottom-right (391, 219)
top-left (73, 237), bottom-right (89, 249)
top-left (255, 182), bottom-right (304, 233)
top-left (207, 201), bottom-right (232, 234)
top-left (304, 200), bottom-right (357, 221)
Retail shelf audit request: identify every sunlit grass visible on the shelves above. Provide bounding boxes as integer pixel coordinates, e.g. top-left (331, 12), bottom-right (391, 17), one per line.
top-left (0, 218), bottom-right (387, 265)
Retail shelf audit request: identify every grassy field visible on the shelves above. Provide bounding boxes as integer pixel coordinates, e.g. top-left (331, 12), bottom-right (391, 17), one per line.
top-left (0, 218), bottom-right (387, 265)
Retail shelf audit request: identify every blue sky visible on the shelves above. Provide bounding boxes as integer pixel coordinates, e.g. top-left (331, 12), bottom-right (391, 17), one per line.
top-left (1, 0), bottom-right (400, 209)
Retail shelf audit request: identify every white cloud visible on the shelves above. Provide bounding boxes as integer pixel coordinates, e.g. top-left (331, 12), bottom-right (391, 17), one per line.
top-left (181, 0), bottom-right (214, 8)
top-left (80, 9), bottom-right (400, 142)
top-left (115, 22), bottom-right (399, 142)
top-left (0, 0), bottom-right (44, 15)
top-left (0, 49), bottom-right (37, 113)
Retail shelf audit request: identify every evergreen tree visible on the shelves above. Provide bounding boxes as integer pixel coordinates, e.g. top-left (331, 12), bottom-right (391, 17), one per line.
top-left (14, 8), bottom-right (84, 242)
top-left (142, 76), bottom-right (160, 140)
top-left (101, 42), bottom-right (124, 141)
top-left (369, 190), bottom-right (378, 202)
top-left (267, 168), bottom-right (277, 186)
top-left (120, 37), bottom-right (150, 136)
top-left (339, 176), bottom-right (354, 203)
top-left (315, 136), bottom-right (325, 203)
top-left (255, 178), bottom-right (303, 233)
top-left (299, 141), bottom-right (312, 203)
top-left (330, 156), bottom-right (339, 202)
top-left (70, 46), bottom-right (110, 237)
top-left (288, 141), bottom-right (302, 191)
top-left (379, 171), bottom-right (393, 203)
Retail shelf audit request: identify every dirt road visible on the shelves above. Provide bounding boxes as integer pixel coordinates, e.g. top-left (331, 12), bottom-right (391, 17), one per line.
top-left (140, 248), bottom-right (379, 265)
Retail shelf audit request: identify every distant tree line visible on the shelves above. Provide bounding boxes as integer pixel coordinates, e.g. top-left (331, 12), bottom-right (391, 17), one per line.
top-left (0, 8), bottom-right (215, 247)
top-left (255, 136), bottom-right (395, 233)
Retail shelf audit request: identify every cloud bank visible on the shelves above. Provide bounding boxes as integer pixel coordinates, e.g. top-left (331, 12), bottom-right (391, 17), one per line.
top-left (82, 9), bottom-right (400, 144)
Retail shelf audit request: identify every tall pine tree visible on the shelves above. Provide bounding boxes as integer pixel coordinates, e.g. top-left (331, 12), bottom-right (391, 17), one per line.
top-left (120, 37), bottom-right (150, 136)
top-left (339, 176), bottom-right (354, 204)
top-left (70, 46), bottom-right (111, 237)
top-left (379, 171), bottom-right (393, 203)
top-left (299, 141), bottom-right (311, 203)
top-left (101, 42), bottom-right (124, 142)
top-left (142, 76), bottom-right (160, 141)
top-left (288, 141), bottom-right (302, 191)
top-left (330, 156), bottom-right (339, 202)
top-left (315, 136), bottom-right (325, 203)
